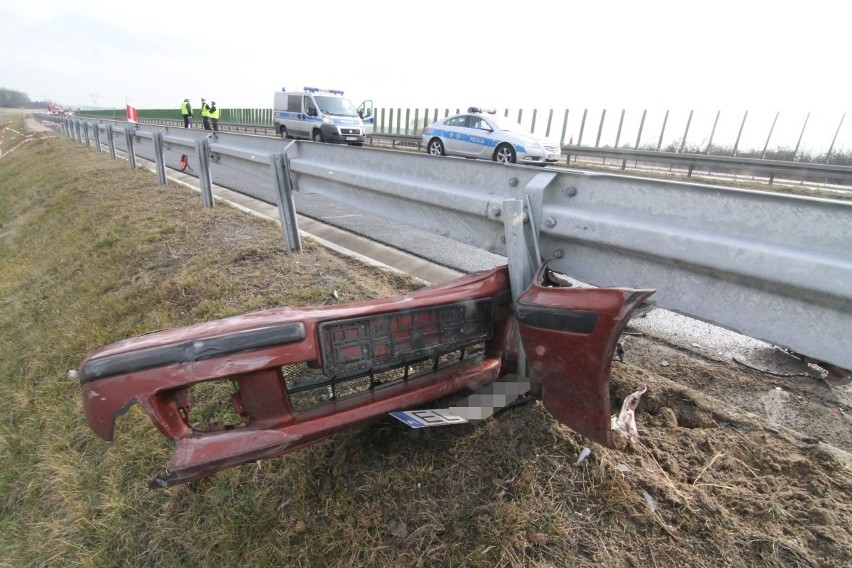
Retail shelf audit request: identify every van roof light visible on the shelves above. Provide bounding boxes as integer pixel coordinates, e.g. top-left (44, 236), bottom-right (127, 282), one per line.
top-left (304, 87), bottom-right (344, 95)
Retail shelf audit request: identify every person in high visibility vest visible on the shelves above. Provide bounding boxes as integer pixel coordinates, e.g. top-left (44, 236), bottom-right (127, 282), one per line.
top-left (201, 98), bottom-right (211, 130)
top-left (181, 98), bottom-right (192, 128)
top-left (209, 101), bottom-right (220, 131)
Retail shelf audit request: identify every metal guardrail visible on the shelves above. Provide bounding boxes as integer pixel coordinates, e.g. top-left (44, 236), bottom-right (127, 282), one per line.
top-left (75, 113), bottom-right (852, 189)
top-left (40, 114), bottom-right (852, 374)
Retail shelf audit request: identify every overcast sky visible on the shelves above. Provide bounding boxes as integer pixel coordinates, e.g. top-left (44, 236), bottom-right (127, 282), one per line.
top-left (2, 0), bottom-right (848, 152)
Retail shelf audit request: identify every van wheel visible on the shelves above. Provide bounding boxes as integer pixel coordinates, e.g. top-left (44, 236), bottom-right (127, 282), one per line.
top-left (495, 144), bottom-right (516, 164)
top-left (279, 126), bottom-right (289, 139)
top-left (312, 130), bottom-right (324, 143)
top-left (427, 138), bottom-right (445, 156)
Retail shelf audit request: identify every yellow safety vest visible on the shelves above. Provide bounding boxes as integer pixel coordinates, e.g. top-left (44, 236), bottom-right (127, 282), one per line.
top-left (209, 106), bottom-right (220, 120)
top-left (180, 100), bottom-right (190, 115)
top-left (201, 103), bottom-right (210, 118)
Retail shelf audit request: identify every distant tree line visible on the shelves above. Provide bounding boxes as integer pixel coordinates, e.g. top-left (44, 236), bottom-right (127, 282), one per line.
top-left (0, 87), bottom-right (53, 109)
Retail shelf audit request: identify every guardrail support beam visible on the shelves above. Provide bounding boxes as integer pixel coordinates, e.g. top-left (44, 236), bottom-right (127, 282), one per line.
top-left (152, 132), bottom-right (166, 186)
top-left (270, 149), bottom-right (301, 252)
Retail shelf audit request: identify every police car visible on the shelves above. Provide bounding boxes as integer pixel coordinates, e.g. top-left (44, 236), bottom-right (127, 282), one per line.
top-left (421, 107), bottom-right (563, 165)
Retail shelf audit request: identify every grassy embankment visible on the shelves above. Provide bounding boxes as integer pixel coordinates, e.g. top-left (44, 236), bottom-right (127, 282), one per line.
top-left (2, 117), bottom-right (850, 567)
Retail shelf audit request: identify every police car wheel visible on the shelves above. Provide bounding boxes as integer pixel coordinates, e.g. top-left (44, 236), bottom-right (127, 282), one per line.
top-left (279, 126), bottom-right (289, 139)
top-left (312, 130), bottom-right (324, 143)
top-left (427, 138), bottom-right (445, 156)
top-left (495, 144), bottom-right (516, 164)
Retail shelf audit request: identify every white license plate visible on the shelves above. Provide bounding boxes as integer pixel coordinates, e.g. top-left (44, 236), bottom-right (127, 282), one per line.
top-left (346, 136), bottom-right (357, 141)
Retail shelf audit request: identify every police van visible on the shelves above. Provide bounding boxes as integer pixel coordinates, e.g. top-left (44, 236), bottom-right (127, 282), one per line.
top-left (273, 87), bottom-right (374, 145)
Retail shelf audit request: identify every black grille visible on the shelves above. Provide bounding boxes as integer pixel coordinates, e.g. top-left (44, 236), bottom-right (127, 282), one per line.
top-left (281, 300), bottom-right (493, 411)
top-left (319, 300), bottom-right (492, 380)
top-left (283, 342), bottom-right (487, 411)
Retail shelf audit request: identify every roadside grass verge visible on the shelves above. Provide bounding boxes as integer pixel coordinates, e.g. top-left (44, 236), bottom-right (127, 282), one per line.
top-left (2, 119), bottom-right (850, 567)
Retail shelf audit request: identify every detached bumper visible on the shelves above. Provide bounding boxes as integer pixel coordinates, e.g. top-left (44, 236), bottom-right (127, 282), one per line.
top-left (79, 263), bottom-right (652, 487)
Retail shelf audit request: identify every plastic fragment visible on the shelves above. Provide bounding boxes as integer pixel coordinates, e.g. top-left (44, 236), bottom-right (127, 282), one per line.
top-left (643, 490), bottom-right (657, 512)
top-left (611, 385), bottom-right (648, 436)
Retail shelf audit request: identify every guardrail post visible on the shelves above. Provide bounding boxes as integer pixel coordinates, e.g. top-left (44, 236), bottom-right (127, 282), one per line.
top-left (270, 149), bottom-right (302, 252)
top-left (502, 198), bottom-right (534, 385)
top-left (123, 126), bottom-right (137, 170)
top-left (82, 121), bottom-right (91, 147)
top-left (107, 125), bottom-right (116, 159)
top-left (196, 137), bottom-right (214, 207)
top-left (152, 132), bottom-right (167, 185)
top-left (93, 122), bottom-right (102, 153)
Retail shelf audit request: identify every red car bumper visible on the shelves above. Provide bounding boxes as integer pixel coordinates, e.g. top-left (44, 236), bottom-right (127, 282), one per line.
top-left (79, 263), bottom-right (652, 487)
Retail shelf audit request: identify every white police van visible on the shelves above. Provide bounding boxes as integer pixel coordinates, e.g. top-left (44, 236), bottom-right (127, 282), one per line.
top-left (273, 87), bottom-right (374, 145)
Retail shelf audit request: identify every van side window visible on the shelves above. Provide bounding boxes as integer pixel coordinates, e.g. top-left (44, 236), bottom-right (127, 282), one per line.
top-left (287, 95), bottom-right (301, 113)
top-left (305, 97), bottom-right (317, 117)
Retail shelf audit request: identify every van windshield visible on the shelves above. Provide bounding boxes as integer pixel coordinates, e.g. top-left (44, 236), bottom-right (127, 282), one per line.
top-left (315, 95), bottom-right (359, 117)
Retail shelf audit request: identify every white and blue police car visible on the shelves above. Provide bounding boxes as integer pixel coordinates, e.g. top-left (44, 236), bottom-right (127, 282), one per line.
top-left (421, 107), bottom-right (562, 165)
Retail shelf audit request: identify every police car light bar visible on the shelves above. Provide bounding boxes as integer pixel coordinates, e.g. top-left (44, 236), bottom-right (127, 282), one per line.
top-left (468, 106), bottom-right (496, 114)
top-left (304, 87), bottom-right (345, 95)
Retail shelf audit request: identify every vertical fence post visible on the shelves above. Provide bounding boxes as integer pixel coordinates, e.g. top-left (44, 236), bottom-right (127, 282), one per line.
top-left (678, 110), bottom-right (694, 153)
top-left (761, 111), bottom-right (780, 159)
top-left (732, 110), bottom-right (748, 157)
top-left (560, 109), bottom-right (570, 145)
top-left (656, 110), bottom-right (669, 151)
top-left (595, 109), bottom-right (606, 148)
top-left (615, 109), bottom-right (625, 148)
top-left (792, 112), bottom-right (810, 160)
top-left (545, 109), bottom-right (554, 138)
top-left (635, 109), bottom-right (647, 149)
top-left (531, 109), bottom-right (538, 134)
top-left (578, 109), bottom-right (588, 147)
top-left (705, 110), bottom-right (720, 154)
top-left (405, 108), bottom-right (411, 135)
top-left (517, 109), bottom-right (524, 127)
top-left (825, 112), bottom-right (846, 164)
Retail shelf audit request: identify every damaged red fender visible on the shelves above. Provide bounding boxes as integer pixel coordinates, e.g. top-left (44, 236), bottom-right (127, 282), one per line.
top-left (79, 263), bottom-right (652, 487)
top-left (517, 264), bottom-right (655, 448)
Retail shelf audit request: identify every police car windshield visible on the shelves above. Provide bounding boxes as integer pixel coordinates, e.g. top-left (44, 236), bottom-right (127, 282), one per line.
top-left (487, 115), bottom-right (534, 135)
top-left (315, 95), bottom-right (359, 117)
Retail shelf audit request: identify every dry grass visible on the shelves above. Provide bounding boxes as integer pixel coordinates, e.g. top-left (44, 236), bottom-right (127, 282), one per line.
top-left (1, 118), bottom-right (850, 567)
